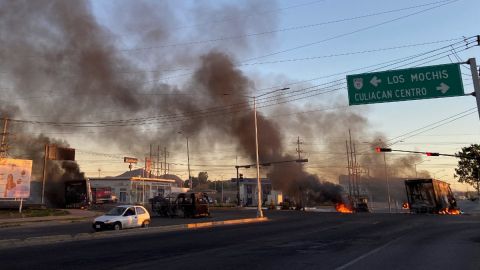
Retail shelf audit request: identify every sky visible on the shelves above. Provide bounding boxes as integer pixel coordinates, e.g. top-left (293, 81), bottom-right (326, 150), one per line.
top-left (3, 0), bottom-right (480, 192)
top-left (89, 0), bottom-right (480, 189)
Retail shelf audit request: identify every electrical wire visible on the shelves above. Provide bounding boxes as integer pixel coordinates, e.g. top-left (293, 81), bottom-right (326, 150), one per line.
top-left (7, 36), bottom-right (477, 129)
top-left (242, 0), bottom-right (459, 63)
top-left (117, 1), bottom-right (453, 54)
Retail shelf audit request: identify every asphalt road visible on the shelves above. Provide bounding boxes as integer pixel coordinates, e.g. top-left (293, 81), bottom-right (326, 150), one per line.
top-left (0, 211), bottom-right (479, 270)
top-left (0, 208), bottom-right (257, 240)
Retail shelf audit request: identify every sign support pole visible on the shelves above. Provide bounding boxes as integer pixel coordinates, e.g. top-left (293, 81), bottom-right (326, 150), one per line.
top-left (41, 144), bottom-right (49, 205)
top-left (19, 198), bottom-right (23, 214)
top-left (468, 58), bottom-right (480, 120)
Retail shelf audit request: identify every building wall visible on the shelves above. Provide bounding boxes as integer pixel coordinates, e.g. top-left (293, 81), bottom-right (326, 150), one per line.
top-left (239, 181), bottom-right (274, 206)
top-left (89, 179), bottom-right (174, 204)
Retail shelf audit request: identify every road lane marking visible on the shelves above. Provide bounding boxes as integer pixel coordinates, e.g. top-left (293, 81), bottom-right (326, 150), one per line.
top-left (334, 235), bottom-right (404, 270)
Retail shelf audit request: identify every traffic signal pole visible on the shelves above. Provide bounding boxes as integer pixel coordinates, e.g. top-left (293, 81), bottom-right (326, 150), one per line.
top-left (468, 58), bottom-right (480, 120)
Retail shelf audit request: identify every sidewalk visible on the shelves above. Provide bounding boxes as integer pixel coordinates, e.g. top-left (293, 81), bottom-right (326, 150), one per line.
top-left (0, 209), bottom-right (101, 227)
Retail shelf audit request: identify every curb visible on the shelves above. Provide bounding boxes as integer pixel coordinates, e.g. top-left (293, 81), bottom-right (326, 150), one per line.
top-left (0, 217), bottom-right (92, 228)
top-left (187, 217), bottom-right (268, 228)
top-left (0, 217), bottom-right (269, 250)
top-left (0, 211), bottom-right (103, 228)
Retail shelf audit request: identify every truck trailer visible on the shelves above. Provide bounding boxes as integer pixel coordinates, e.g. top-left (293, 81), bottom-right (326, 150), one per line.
top-left (404, 179), bottom-right (459, 214)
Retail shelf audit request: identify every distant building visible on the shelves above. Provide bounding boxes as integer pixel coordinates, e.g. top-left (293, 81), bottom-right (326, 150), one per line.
top-left (88, 169), bottom-right (179, 204)
top-left (235, 177), bottom-right (282, 206)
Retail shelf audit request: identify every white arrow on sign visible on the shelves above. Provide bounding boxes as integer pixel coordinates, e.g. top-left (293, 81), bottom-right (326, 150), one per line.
top-left (436, 82), bottom-right (450, 94)
top-left (370, 76), bottom-right (381, 87)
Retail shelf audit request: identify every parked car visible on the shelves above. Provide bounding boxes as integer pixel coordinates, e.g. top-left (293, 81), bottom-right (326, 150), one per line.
top-left (92, 205), bottom-right (150, 231)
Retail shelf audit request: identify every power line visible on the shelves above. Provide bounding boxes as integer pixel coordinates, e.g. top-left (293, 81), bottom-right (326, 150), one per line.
top-left (115, 1), bottom-right (453, 54)
top-left (6, 37), bottom-right (477, 129)
top-left (166, 0), bottom-right (329, 32)
top-left (1, 37), bottom-right (464, 100)
top-left (242, 0), bottom-right (459, 62)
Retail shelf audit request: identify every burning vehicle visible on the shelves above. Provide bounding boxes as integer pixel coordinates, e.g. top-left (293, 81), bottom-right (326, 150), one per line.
top-left (150, 192), bottom-right (210, 218)
top-left (404, 179), bottom-right (460, 214)
top-left (335, 193), bottom-right (370, 214)
top-left (65, 180), bottom-right (90, 209)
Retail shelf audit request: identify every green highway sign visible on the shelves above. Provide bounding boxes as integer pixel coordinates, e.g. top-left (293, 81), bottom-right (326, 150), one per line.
top-left (347, 63), bottom-right (465, 105)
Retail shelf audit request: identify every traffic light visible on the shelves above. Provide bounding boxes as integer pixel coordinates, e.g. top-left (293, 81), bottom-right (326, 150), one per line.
top-left (426, 152), bottom-right (440, 156)
top-left (375, 147), bottom-right (392, 152)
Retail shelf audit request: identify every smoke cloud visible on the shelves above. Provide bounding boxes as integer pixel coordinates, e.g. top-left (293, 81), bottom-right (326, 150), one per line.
top-left (0, 0), bottom-right (424, 206)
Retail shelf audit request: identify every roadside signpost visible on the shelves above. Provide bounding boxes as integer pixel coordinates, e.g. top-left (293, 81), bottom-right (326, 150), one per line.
top-left (124, 157), bottom-right (138, 171)
top-left (347, 63), bottom-right (465, 105)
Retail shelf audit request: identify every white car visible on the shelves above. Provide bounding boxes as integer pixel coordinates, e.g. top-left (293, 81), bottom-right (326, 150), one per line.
top-left (93, 205), bottom-right (150, 231)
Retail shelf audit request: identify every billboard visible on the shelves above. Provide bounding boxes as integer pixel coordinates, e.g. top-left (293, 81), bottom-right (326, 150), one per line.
top-left (47, 145), bottom-right (75, 161)
top-left (0, 158), bottom-right (32, 199)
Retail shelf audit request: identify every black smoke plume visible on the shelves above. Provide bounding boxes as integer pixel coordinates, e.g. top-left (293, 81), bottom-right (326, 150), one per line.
top-left (0, 0), bottom-right (424, 206)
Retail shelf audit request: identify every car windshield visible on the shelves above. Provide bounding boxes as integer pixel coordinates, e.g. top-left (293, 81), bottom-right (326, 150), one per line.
top-left (105, 207), bottom-right (127, 216)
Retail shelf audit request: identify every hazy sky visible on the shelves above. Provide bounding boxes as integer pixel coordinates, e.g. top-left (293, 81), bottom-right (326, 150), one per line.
top-left (88, 0), bottom-right (480, 189)
top-left (4, 0), bottom-right (479, 191)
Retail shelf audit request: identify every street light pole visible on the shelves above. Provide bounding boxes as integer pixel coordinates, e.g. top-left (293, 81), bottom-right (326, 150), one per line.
top-left (224, 87), bottom-right (289, 218)
top-left (186, 136), bottom-right (191, 190)
top-left (178, 131), bottom-right (192, 190)
top-left (253, 96), bottom-right (263, 218)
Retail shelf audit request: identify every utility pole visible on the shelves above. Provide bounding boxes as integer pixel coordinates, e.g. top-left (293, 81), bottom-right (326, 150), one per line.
top-left (383, 152), bottom-right (392, 213)
top-left (468, 57), bottom-right (480, 119)
top-left (353, 142), bottom-right (360, 198)
top-left (186, 139), bottom-right (191, 189)
top-left (219, 174), bottom-right (224, 204)
top-left (163, 147), bottom-right (168, 175)
top-left (345, 141), bottom-right (353, 198)
top-left (149, 144), bottom-right (153, 178)
top-left (41, 144), bottom-right (49, 205)
top-left (296, 136), bottom-right (304, 160)
top-left (157, 145), bottom-right (160, 177)
top-left (0, 118), bottom-right (9, 158)
top-left (348, 130), bottom-right (358, 200)
top-left (236, 155), bottom-right (240, 206)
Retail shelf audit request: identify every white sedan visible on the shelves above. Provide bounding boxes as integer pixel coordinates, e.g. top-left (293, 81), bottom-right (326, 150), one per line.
top-left (93, 205), bottom-right (150, 231)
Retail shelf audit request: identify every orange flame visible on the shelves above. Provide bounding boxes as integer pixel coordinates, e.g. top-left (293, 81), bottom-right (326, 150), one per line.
top-left (335, 203), bottom-right (353, 213)
top-left (438, 208), bottom-right (461, 215)
top-left (402, 202), bottom-right (410, 209)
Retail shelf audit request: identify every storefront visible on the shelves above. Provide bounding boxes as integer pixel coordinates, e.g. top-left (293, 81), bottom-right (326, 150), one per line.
top-left (88, 176), bottom-right (176, 204)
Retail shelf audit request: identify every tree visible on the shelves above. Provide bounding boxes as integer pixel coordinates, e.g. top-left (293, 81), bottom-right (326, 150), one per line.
top-left (455, 144), bottom-right (480, 196)
top-left (183, 172), bottom-right (209, 189)
top-left (198, 171), bottom-right (208, 184)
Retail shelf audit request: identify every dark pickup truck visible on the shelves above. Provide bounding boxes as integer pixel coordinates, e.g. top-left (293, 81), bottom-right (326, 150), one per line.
top-left (150, 192), bottom-right (210, 218)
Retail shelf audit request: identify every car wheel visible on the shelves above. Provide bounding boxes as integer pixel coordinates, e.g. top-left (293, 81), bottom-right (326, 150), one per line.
top-left (142, 220), bottom-right (150, 228)
top-left (114, 222), bottom-right (122, 231)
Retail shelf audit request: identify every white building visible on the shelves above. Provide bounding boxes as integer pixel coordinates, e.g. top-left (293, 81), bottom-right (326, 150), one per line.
top-left (237, 178), bottom-right (282, 206)
top-left (88, 169), bottom-right (180, 204)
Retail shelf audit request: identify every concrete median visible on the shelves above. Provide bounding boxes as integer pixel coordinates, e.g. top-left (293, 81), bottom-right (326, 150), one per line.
top-left (0, 217), bottom-right (269, 250)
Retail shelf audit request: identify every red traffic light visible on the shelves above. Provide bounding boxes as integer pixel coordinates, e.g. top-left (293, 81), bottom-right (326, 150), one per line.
top-left (375, 147), bottom-right (392, 153)
top-left (426, 152), bottom-right (440, 156)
